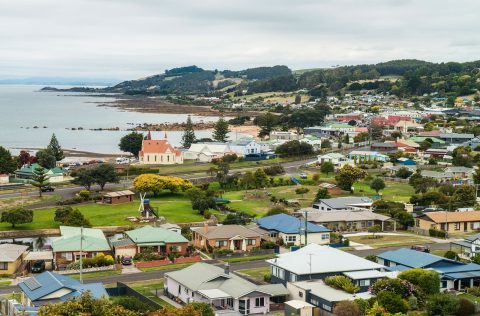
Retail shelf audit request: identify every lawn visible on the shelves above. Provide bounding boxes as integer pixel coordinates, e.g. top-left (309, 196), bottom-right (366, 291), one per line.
top-left (0, 194), bottom-right (61, 211)
top-left (69, 269), bottom-right (121, 280)
top-left (350, 181), bottom-right (414, 202)
top-left (235, 267), bottom-right (270, 281)
top-left (139, 263), bottom-right (193, 272)
top-left (222, 253), bottom-right (276, 263)
top-left (127, 279), bottom-right (171, 307)
top-left (348, 234), bottom-right (431, 248)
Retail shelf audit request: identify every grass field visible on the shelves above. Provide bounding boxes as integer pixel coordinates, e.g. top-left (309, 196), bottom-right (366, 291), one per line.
top-left (69, 269), bottom-right (121, 279)
top-left (0, 194), bottom-right (61, 211)
top-left (139, 263), bottom-right (193, 272)
top-left (348, 234), bottom-right (431, 248)
top-left (126, 279), bottom-right (171, 307)
top-left (236, 267), bottom-right (270, 281)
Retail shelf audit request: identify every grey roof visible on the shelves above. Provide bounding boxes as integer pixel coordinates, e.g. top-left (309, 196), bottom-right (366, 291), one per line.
top-left (420, 170), bottom-right (453, 179)
top-left (267, 244), bottom-right (383, 275)
top-left (0, 243), bottom-right (29, 262)
top-left (291, 280), bottom-right (372, 302)
top-left (445, 166), bottom-right (473, 173)
top-left (191, 225), bottom-right (262, 239)
top-left (165, 263), bottom-right (287, 299)
top-left (305, 210), bottom-right (390, 223)
top-left (112, 239), bottom-right (135, 248)
top-left (440, 133), bottom-right (474, 139)
top-left (315, 197), bottom-right (373, 209)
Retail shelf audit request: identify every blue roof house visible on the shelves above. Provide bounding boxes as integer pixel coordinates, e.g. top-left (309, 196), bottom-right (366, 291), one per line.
top-left (397, 157), bottom-right (416, 166)
top-left (18, 271), bottom-right (108, 311)
top-left (377, 248), bottom-right (480, 291)
top-left (255, 214), bottom-right (331, 246)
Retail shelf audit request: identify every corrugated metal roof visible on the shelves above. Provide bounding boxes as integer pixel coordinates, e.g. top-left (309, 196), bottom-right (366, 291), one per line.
top-left (256, 214), bottom-right (330, 234)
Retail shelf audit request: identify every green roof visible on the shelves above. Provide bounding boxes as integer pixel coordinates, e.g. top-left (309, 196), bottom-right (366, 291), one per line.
top-left (52, 226), bottom-right (110, 252)
top-left (126, 225), bottom-right (188, 245)
top-left (16, 163), bottom-right (64, 175)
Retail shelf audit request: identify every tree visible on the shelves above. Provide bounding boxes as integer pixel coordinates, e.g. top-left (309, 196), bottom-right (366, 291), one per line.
top-left (36, 148), bottom-right (56, 169)
top-left (473, 167), bottom-right (480, 185)
top-left (254, 113), bottom-right (279, 138)
top-left (119, 132), bottom-right (143, 157)
top-left (38, 292), bottom-right (138, 316)
top-left (320, 161), bottom-right (334, 175)
top-left (426, 294), bottom-right (459, 316)
top-left (295, 187), bottom-right (310, 197)
top-left (214, 161), bottom-right (230, 188)
top-left (186, 187), bottom-right (216, 215)
top-left (376, 291), bottom-right (408, 314)
top-left (92, 164), bottom-right (119, 190)
top-left (54, 206), bottom-right (74, 223)
top-left (17, 150), bottom-right (36, 166)
top-left (253, 168), bottom-right (269, 189)
top-left (395, 211), bottom-right (415, 229)
top-left (455, 298), bottom-right (475, 316)
top-left (35, 236), bottom-right (47, 250)
top-left (294, 94), bottom-right (301, 104)
top-left (0, 207), bottom-right (33, 228)
top-left (63, 209), bottom-right (91, 227)
top-left (314, 188), bottom-right (331, 201)
top-left (368, 224), bottom-right (381, 239)
top-left (398, 268), bottom-right (440, 295)
top-left (451, 185), bottom-right (476, 208)
top-left (370, 124), bottom-right (383, 140)
top-left (212, 116), bottom-right (230, 142)
top-left (335, 165), bottom-right (367, 192)
top-left (181, 115), bottom-right (196, 148)
top-left (72, 169), bottom-right (95, 190)
top-left (133, 174), bottom-right (192, 196)
top-left (275, 140), bottom-right (313, 157)
top-left (444, 250), bottom-right (458, 260)
top-left (0, 146), bottom-right (17, 174)
top-left (47, 133), bottom-right (64, 161)
top-left (321, 139), bottom-right (332, 149)
top-left (369, 178), bottom-right (385, 194)
top-left (31, 166), bottom-right (50, 197)
top-left (396, 167), bottom-right (413, 179)
top-left (332, 300), bottom-right (361, 316)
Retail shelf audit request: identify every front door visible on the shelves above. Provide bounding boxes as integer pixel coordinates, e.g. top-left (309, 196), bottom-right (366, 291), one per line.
top-left (239, 299), bottom-right (250, 315)
top-left (464, 222), bottom-right (468, 232)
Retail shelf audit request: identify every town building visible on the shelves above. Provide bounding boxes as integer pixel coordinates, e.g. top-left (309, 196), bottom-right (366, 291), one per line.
top-left (255, 214), bottom-right (331, 246)
top-left (139, 138), bottom-right (183, 165)
top-left (101, 190), bottom-right (135, 204)
top-left (112, 225), bottom-right (189, 258)
top-left (0, 243), bottom-right (29, 275)
top-left (191, 224), bottom-right (263, 252)
top-left (415, 211), bottom-right (480, 234)
top-left (305, 210), bottom-right (393, 231)
top-left (14, 163), bottom-right (65, 183)
top-left (52, 226), bottom-right (111, 268)
top-left (164, 263), bottom-right (288, 315)
top-left (267, 244), bottom-right (384, 286)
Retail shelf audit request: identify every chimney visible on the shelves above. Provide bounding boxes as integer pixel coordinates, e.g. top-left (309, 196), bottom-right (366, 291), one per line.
top-left (224, 263), bottom-right (230, 275)
top-left (204, 222), bottom-right (208, 233)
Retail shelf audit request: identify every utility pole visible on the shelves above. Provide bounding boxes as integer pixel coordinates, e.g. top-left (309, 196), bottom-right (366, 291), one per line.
top-left (80, 227), bottom-right (83, 284)
top-left (304, 211), bottom-right (308, 246)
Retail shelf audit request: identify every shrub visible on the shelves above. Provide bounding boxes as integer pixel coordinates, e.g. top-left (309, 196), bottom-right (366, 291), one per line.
top-left (376, 291), bottom-right (409, 314)
top-left (263, 165), bottom-right (285, 176)
top-left (353, 298), bottom-right (370, 315)
top-left (263, 273), bottom-right (271, 282)
top-left (324, 275), bottom-right (360, 294)
top-left (398, 268), bottom-right (440, 295)
top-left (455, 298), bottom-right (475, 316)
top-left (78, 190), bottom-right (91, 200)
top-left (371, 278), bottom-right (416, 299)
top-left (312, 173), bottom-right (320, 182)
top-left (467, 286), bottom-right (480, 297)
top-left (116, 296), bottom-right (152, 312)
top-left (408, 295), bottom-right (418, 310)
top-left (364, 255), bottom-right (377, 263)
top-left (444, 250), bottom-right (458, 260)
top-left (429, 228), bottom-right (447, 238)
top-left (426, 294), bottom-right (459, 316)
top-left (332, 300), bottom-right (361, 316)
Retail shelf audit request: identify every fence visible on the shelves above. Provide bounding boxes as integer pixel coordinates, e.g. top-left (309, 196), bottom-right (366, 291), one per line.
top-left (106, 282), bottom-right (163, 311)
top-left (212, 249), bottom-right (274, 259)
top-left (57, 265), bottom-right (116, 275)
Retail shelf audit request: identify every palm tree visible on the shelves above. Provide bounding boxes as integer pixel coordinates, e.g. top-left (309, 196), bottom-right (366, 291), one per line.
top-left (35, 236), bottom-right (47, 250)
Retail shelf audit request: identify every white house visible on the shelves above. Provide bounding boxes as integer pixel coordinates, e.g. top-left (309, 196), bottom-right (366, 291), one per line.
top-left (184, 142), bottom-right (234, 162)
top-left (311, 197), bottom-right (374, 211)
top-left (317, 153), bottom-right (352, 168)
top-left (229, 139), bottom-right (262, 156)
top-left (164, 263), bottom-right (288, 315)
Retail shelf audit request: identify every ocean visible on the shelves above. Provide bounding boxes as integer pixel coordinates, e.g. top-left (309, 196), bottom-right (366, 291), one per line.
top-left (0, 85), bottom-right (224, 155)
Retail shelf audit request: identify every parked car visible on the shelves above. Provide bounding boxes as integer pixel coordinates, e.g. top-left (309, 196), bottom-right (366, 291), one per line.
top-left (31, 260), bottom-right (46, 273)
top-left (41, 185), bottom-right (55, 192)
top-left (122, 256), bottom-right (133, 265)
top-left (411, 245), bottom-right (430, 253)
top-left (299, 172), bottom-right (308, 179)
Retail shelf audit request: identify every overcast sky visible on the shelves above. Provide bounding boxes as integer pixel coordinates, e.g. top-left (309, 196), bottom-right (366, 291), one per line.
top-left (1, 0), bottom-right (479, 81)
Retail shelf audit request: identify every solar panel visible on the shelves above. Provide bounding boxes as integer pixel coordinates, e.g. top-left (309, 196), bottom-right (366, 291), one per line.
top-left (24, 278), bottom-right (41, 291)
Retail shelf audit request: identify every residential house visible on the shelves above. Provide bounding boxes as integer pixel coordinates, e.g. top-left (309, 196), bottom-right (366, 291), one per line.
top-left (191, 224), bottom-right (262, 252)
top-left (334, 113), bottom-right (364, 123)
top-left (316, 153), bottom-right (352, 168)
top-left (348, 150), bottom-right (389, 162)
top-left (15, 163), bottom-right (65, 183)
top-left (139, 138), bottom-right (183, 165)
top-left (451, 234), bottom-right (480, 259)
top-left (410, 136), bottom-right (445, 148)
top-left (420, 168), bottom-right (472, 185)
top-left (397, 157), bottom-right (416, 165)
top-left (269, 131), bottom-right (301, 141)
top-left (164, 262), bottom-right (288, 315)
top-left (440, 133), bottom-right (475, 145)
top-left (370, 142), bottom-right (399, 153)
top-left (229, 139), bottom-right (262, 157)
top-left (393, 119), bottom-right (423, 134)
top-left (0, 244), bottom-right (29, 275)
top-left (424, 148), bottom-right (449, 159)
top-left (184, 142), bottom-right (234, 162)
top-left (18, 271), bottom-right (107, 312)
top-left (390, 139), bottom-right (420, 154)
top-left (102, 190), bottom-right (134, 204)
top-left (112, 225), bottom-right (189, 258)
top-left (0, 174), bottom-right (9, 184)
top-left (444, 166), bottom-right (474, 180)
top-left (304, 210), bottom-right (393, 231)
top-left (415, 211), bottom-right (480, 234)
top-left (52, 226), bottom-right (111, 268)
top-left (267, 243), bottom-right (384, 286)
top-left (377, 248), bottom-right (480, 290)
top-left (463, 137), bottom-right (480, 150)
top-left (311, 197), bottom-right (373, 211)
top-left (254, 214), bottom-right (331, 246)
top-left (287, 280), bottom-right (373, 314)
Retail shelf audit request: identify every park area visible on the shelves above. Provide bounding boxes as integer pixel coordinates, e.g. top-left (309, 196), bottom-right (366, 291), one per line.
top-left (0, 171), bottom-right (415, 231)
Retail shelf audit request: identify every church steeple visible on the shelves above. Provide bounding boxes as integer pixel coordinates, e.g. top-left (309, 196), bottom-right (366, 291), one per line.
top-left (164, 131), bottom-right (168, 139)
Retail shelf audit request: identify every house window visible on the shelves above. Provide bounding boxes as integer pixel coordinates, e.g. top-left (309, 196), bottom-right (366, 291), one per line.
top-left (171, 246), bottom-right (181, 252)
top-left (272, 266), bottom-right (285, 279)
top-left (290, 273), bottom-right (297, 282)
top-left (227, 298), bottom-right (233, 307)
top-left (65, 253), bottom-right (73, 261)
top-left (454, 223), bottom-right (461, 231)
top-left (299, 291), bottom-right (303, 298)
top-left (359, 280), bottom-right (371, 286)
top-left (287, 235), bottom-right (297, 242)
top-left (0, 262), bottom-right (7, 270)
top-left (255, 297), bottom-right (265, 307)
top-left (154, 155), bottom-right (157, 162)
top-left (322, 304), bottom-right (332, 311)
top-left (216, 240), bottom-right (227, 247)
top-left (321, 234), bottom-right (329, 240)
top-left (247, 239), bottom-right (256, 246)
top-left (269, 232), bottom-right (278, 238)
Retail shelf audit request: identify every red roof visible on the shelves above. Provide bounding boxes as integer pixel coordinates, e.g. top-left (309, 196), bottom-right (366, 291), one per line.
top-left (371, 116), bottom-right (412, 126)
top-left (139, 139), bottom-right (181, 156)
